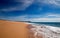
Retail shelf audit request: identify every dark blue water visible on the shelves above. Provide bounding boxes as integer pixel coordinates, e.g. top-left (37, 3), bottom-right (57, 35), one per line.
top-left (30, 22), bottom-right (60, 27)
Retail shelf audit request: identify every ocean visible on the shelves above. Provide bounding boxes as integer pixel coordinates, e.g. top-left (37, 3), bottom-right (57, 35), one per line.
top-left (29, 22), bottom-right (60, 27)
top-left (27, 22), bottom-right (60, 38)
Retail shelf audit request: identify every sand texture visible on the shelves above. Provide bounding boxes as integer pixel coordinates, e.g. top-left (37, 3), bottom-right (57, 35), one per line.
top-left (0, 20), bottom-right (29, 38)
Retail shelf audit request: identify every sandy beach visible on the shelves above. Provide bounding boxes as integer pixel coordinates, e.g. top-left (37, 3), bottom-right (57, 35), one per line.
top-left (0, 20), bottom-right (29, 38)
top-left (0, 20), bottom-right (60, 38)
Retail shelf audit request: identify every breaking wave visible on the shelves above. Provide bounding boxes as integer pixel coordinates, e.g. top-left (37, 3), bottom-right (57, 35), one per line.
top-left (26, 22), bottom-right (60, 38)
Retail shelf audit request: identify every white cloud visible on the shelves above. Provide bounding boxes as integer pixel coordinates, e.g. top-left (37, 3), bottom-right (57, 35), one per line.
top-left (37, 0), bottom-right (60, 7)
top-left (30, 18), bottom-right (60, 22)
top-left (44, 13), bottom-right (60, 18)
top-left (0, 0), bottom-right (34, 11)
top-left (0, 13), bottom-right (60, 22)
top-left (28, 13), bottom-right (60, 22)
top-left (1, 0), bottom-right (60, 11)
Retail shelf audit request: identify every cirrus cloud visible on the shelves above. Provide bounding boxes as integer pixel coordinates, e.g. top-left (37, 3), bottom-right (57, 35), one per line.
top-left (0, 0), bottom-right (34, 11)
top-left (0, 0), bottom-right (60, 11)
top-left (30, 18), bottom-right (60, 22)
top-left (37, 0), bottom-right (60, 6)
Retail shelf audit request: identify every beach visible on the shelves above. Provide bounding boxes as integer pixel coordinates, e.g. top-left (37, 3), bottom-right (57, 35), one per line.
top-left (0, 20), bottom-right (60, 38)
top-left (0, 20), bottom-right (29, 38)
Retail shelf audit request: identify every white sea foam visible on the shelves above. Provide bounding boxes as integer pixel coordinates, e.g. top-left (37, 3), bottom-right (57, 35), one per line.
top-left (26, 23), bottom-right (60, 38)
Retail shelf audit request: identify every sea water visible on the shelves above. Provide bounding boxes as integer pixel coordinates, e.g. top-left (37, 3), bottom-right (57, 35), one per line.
top-left (30, 22), bottom-right (60, 27)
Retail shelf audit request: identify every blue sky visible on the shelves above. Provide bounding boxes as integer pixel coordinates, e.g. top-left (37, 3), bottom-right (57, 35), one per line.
top-left (0, 0), bottom-right (60, 22)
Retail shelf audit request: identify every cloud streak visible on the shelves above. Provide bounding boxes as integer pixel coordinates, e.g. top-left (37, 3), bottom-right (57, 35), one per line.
top-left (0, 0), bottom-right (60, 11)
top-left (0, 0), bottom-right (34, 11)
top-left (28, 13), bottom-right (60, 22)
top-left (30, 18), bottom-right (60, 22)
top-left (0, 13), bottom-right (60, 22)
top-left (43, 13), bottom-right (60, 18)
top-left (37, 0), bottom-right (60, 6)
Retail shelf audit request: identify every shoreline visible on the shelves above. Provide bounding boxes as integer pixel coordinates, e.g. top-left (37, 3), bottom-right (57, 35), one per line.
top-left (0, 20), bottom-right (60, 38)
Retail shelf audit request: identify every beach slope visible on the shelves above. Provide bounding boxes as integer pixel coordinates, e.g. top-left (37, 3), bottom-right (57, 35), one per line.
top-left (0, 20), bottom-right (29, 38)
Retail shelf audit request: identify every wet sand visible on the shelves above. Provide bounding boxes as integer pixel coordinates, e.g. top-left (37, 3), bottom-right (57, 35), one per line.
top-left (0, 20), bottom-right (29, 38)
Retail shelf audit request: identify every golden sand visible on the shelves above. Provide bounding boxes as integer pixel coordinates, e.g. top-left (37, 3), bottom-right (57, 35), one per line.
top-left (0, 20), bottom-right (29, 38)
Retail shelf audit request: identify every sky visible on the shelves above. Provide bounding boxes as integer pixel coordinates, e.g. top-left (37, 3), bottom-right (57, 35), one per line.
top-left (0, 0), bottom-right (60, 22)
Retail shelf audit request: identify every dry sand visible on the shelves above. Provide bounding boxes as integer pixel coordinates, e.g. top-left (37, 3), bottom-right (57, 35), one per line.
top-left (0, 20), bottom-right (29, 38)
